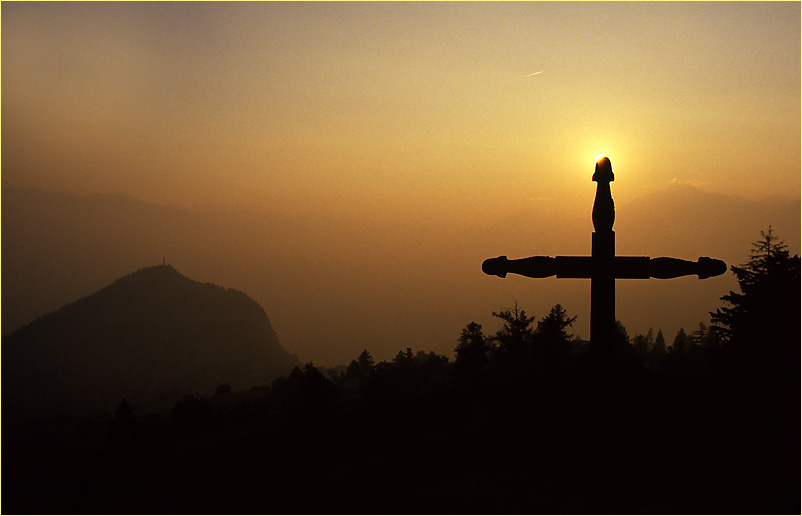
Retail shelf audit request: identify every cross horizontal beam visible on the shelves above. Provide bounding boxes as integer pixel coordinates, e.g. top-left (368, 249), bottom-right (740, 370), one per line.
top-left (481, 255), bottom-right (727, 280)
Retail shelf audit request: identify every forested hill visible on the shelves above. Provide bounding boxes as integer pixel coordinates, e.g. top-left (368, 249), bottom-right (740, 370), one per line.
top-left (3, 265), bottom-right (299, 420)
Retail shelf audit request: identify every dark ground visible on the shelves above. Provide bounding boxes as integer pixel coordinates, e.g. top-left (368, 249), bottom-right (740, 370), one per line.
top-left (4, 362), bottom-right (798, 515)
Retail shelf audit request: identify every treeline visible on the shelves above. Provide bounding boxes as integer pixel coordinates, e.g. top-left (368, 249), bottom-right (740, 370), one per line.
top-left (209, 227), bottom-right (798, 417)
top-left (20, 228), bottom-right (799, 429)
top-left (5, 228), bottom-right (799, 514)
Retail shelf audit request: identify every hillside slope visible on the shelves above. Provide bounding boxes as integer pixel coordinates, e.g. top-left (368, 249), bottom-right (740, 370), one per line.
top-left (3, 265), bottom-right (299, 420)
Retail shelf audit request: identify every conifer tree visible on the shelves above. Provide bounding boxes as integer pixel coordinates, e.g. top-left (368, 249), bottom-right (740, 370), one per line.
top-left (534, 304), bottom-right (577, 344)
top-left (651, 329), bottom-right (667, 363)
top-left (671, 328), bottom-right (691, 355)
top-left (454, 322), bottom-right (491, 381)
top-left (491, 302), bottom-right (536, 356)
top-left (345, 349), bottom-right (375, 380)
top-left (710, 227), bottom-right (800, 366)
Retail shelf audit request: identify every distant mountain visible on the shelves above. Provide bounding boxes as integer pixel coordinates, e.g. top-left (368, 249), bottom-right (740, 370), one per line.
top-left (1, 187), bottom-right (200, 335)
top-left (3, 265), bottom-right (300, 420)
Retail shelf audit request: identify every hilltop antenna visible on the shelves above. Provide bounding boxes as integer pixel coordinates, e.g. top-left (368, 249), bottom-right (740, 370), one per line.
top-left (163, 257), bottom-right (166, 266)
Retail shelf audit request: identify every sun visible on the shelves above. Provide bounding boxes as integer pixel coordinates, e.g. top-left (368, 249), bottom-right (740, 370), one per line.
top-left (595, 154), bottom-right (607, 163)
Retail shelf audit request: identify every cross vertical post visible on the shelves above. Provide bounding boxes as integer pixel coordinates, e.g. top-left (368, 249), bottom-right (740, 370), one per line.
top-left (591, 157), bottom-right (615, 356)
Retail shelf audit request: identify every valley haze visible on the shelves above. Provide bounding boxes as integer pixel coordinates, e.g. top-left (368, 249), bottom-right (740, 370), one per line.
top-left (3, 185), bottom-right (798, 366)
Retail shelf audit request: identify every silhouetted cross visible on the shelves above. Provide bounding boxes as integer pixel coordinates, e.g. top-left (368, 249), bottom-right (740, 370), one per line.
top-left (482, 157), bottom-right (727, 355)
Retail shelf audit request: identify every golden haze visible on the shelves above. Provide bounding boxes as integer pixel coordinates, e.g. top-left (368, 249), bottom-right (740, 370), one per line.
top-left (2, 2), bottom-right (799, 364)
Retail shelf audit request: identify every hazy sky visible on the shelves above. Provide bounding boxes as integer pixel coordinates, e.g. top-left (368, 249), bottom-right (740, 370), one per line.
top-left (3, 2), bottom-right (800, 364)
top-left (4, 2), bottom-right (799, 207)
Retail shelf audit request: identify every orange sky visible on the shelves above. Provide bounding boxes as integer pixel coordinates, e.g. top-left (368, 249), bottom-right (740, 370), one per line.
top-left (3, 2), bottom-right (800, 364)
top-left (4, 2), bottom-right (799, 207)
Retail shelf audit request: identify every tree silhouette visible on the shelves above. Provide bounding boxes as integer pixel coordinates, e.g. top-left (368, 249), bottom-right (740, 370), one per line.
top-left (392, 347), bottom-right (416, 368)
top-left (711, 227), bottom-right (800, 353)
top-left (454, 322), bottom-right (491, 383)
top-left (613, 320), bottom-right (641, 370)
top-left (269, 363), bottom-right (339, 416)
top-left (355, 349), bottom-right (375, 372)
top-left (414, 350), bottom-right (449, 377)
top-left (532, 304), bottom-right (577, 362)
top-left (669, 328), bottom-right (692, 359)
top-left (709, 227), bottom-right (800, 382)
top-left (535, 304), bottom-right (577, 342)
top-left (689, 322), bottom-right (720, 350)
top-left (649, 329), bottom-right (667, 364)
top-left (345, 349), bottom-right (375, 385)
top-left (490, 302), bottom-right (535, 360)
top-left (631, 333), bottom-right (650, 362)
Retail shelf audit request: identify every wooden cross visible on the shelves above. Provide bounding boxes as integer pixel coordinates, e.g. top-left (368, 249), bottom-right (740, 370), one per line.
top-left (482, 157), bottom-right (727, 355)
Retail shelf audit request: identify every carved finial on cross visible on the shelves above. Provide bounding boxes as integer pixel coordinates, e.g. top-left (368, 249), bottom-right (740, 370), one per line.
top-left (592, 156), bottom-right (614, 233)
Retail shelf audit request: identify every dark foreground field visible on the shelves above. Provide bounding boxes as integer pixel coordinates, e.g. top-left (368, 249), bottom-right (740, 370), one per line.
top-left (5, 362), bottom-right (798, 515)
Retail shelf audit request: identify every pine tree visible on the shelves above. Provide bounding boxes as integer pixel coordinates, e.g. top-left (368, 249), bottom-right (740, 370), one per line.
top-left (650, 329), bottom-right (667, 363)
top-left (533, 304), bottom-right (578, 363)
top-left (710, 227), bottom-right (800, 365)
top-left (345, 349), bottom-right (375, 380)
top-left (670, 328), bottom-right (691, 355)
top-left (534, 304), bottom-right (577, 344)
top-left (632, 333), bottom-right (650, 361)
top-left (357, 349), bottom-right (374, 370)
top-left (490, 302), bottom-right (536, 357)
top-left (454, 322), bottom-right (491, 381)
top-left (691, 323), bottom-right (707, 347)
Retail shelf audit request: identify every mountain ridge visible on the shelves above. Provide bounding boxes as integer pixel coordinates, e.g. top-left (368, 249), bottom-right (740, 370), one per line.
top-left (3, 264), bottom-right (300, 421)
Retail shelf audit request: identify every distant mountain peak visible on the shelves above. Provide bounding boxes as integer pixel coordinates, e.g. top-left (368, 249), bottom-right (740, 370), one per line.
top-left (90, 263), bottom-right (196, 300)
top-left (3, 264), bottom-right (299, 421)
top-left (119, 263), bottom-right (184, 280)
